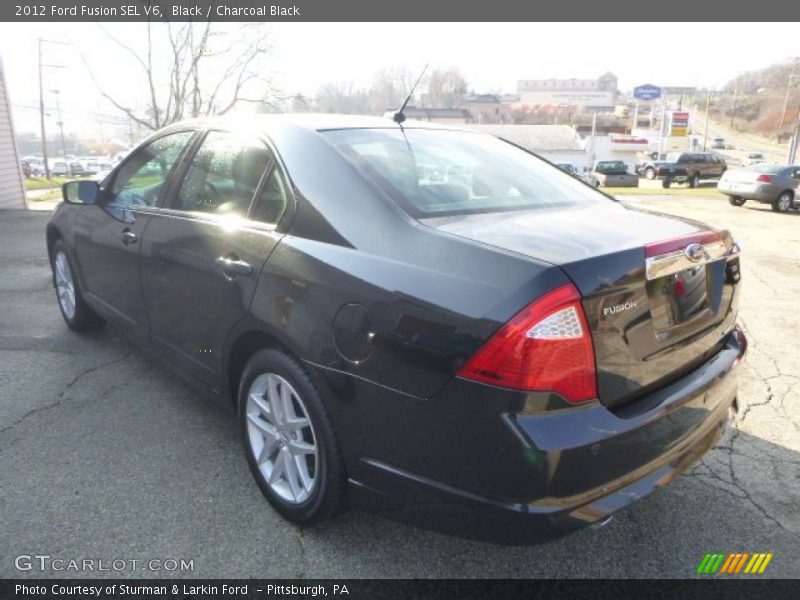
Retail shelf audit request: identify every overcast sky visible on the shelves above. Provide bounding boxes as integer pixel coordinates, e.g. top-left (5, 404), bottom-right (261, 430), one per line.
top-left (1, 22), bottom-right (798, 136)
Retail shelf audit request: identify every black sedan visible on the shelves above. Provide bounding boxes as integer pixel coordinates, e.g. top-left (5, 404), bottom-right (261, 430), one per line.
top-left (47, 115), bottom-right (746, 541)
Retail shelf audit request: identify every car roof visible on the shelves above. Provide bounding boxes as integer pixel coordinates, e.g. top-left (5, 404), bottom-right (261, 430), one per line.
top-left (160, 113), bottom-right (474, 136)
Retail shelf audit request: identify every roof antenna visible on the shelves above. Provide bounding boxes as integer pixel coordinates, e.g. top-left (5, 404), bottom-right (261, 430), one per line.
top-left (393, 64), bottom-right (429, 124)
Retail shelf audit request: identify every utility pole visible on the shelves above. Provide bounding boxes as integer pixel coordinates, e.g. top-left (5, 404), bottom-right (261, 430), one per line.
top-left (778, 68), bottom-right (799, 143)
top-left (38, 39), bottom-right (50, 179)
top-left (657, 95), bottom-right (667, 159)
top-left (50, 90), bottom-right (69, 177)
top-left (789, 105), bottom-right (800, 165)
top-left (703, 90), bottom-right (711, 152)
top-left (729, 77), bottom-right (739, 129)
top-left (37, 38), bottom-right (68, 180)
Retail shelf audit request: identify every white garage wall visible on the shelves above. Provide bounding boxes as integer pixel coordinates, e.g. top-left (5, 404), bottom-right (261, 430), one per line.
top-left (0, 55), bottom-right (26, 209)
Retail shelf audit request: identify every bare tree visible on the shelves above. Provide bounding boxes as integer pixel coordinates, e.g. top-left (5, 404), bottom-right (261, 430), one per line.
top-left (368, 66), bottom-right (416, 113)
top-left (425, 67), bottom-right (468, 108)
top-left (81, 22), bottom-right (279, 130)
top-left (315, 81), bottom-right (370, 114)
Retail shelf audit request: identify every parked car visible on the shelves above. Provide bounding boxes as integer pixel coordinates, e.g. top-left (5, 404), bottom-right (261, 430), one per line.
top-left (585, 160), bottom-right (638, 188)
top-left (718, 164), bottom-right (800, 213)
top-left (81, 158), bottom-right (102, 175)
top-left (19, 160), bottom-right (32, 178)
top-left (743, 152), bottom-right (767, 166)
top-left (23, 156), bottom-right (45, 176)
top-left (46, 116), bottom-right (745, 542)
top-left (69, 160), bottom-right (87, 176)
top-left (711, 137), bottom-right (726, 149)
top-left (49, 160), bottom-right (68, 176)
top-left (555, 162), bottom-right (578, 177)
top-left (637, 152), bottom-right (727, 188)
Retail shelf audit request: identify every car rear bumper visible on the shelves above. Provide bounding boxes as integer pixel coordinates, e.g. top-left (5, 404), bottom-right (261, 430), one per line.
top-left (341, 326), bottom-right (746, 543)
top-left (718, 182), bottom-right (775, 202)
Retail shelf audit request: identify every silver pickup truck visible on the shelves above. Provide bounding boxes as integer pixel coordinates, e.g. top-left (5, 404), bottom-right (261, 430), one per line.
top-left (585, 160), bottom-right (639, 188)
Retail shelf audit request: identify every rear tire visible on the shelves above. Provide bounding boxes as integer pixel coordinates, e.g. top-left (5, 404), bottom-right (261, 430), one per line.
top-left (239, 348), bottom-right (346, 526)
top-left (662, 179), bottom-right (671, 189)
top-left (728, 196), bottom-right (746, 207)
top-left (645, 167), bottom-right (655, 180)
top-left (772, 192), bottom-right (793, 213)
top-left (50, 240), bottom-right (104, 332)
top-left (689, 173), bottom-right (700, 188)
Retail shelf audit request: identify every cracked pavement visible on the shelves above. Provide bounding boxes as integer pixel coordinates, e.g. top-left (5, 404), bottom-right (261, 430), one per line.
top-left (1, 202), bottom-right (798, 579)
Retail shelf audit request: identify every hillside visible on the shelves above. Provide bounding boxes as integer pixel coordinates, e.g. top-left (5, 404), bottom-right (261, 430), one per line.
top-left (713, 60), bottom-right (800, 142)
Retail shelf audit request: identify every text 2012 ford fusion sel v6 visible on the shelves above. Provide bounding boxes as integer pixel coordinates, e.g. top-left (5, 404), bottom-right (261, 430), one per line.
top-left (46, 115), bottom-right (745, 542)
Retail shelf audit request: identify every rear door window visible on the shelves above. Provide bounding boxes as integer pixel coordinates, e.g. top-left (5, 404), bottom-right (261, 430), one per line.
top-left (174, 131), bottom-right (272, 218)
top-left (250, 167), bottom-right (289, 225)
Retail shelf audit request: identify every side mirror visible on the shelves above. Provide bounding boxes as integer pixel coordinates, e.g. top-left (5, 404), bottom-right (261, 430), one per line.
top-left (63, 180), bottom-right (99, 205)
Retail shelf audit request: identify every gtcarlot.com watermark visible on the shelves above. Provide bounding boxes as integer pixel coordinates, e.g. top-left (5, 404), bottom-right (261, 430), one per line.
top-left (14, 554), bottom-right (194, 573)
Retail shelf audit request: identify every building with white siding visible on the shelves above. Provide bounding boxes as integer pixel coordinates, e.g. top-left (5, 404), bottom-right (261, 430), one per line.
top-left (0, 55), bottom-right (26, 209)
top-left (516, 72), bottom-right (618, 111)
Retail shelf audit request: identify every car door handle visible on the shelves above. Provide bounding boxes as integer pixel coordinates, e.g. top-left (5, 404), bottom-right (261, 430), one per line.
top-left (216, 255), bottom-right (253, 279)
top-left (121, 230), bottom-right (138, 246)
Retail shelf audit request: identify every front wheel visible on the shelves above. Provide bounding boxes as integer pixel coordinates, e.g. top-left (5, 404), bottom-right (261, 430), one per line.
top-left (51, 241), bottom-right (104, 331)
top-left (662, 179), bottom-right (672, 189)
top-left (773, 191), bottom-right (793, 213)
top-left (239, 348), bottom-right (346, 525)
top-left (645, 167), bottom-right (656, 180)
top-left (728, 196), bottom-right (746, 207)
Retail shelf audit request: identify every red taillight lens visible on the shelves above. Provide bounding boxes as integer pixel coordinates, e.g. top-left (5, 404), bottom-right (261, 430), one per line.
top-left (756, 174), bottom-right (773, 183)
top-left (457, 284), bottom-right (597, 404)
top-left (645, 230), bottom-right (720, 258)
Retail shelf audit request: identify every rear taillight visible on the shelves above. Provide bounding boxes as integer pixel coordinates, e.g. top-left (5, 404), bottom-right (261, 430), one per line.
top-left (756, 174), bottom-right (773, 183)
top-left (456, 284), bottom-right (597, 404)
top-left (645, 230), bottom-right (720, 258)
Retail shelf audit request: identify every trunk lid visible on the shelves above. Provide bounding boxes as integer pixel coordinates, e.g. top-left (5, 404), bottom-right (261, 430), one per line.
top-left (721, 169), bottom-right (763, 184)
top-left (423, 202), bottom-right (741, 409)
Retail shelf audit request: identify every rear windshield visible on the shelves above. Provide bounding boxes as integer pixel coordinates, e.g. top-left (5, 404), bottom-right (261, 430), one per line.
top-left (595, 161), bottom-right (626, 172)
top-left (323, 128), bottom-right (607, 217)
top-left (749, 164), bottom-right (783, 173)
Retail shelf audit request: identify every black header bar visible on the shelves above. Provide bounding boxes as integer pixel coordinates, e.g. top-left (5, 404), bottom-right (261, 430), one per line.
top-left (3, 0), bottom-right (800, 22)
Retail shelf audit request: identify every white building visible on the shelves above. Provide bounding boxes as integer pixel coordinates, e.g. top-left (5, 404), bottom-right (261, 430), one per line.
top-left (471, 124), bottom-right (588, 168)
top-left (470, 124), bottom-right (647, 173)
top-left (516, 72), bottom-right (618, 110)
top-left (0, 55), bottom-right (26, 209)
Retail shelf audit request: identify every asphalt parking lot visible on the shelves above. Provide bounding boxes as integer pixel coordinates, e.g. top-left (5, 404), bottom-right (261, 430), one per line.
top-left (1, 197), bottom-right (798, 579)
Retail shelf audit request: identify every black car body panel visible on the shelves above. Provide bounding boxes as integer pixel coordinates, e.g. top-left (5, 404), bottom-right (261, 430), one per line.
top-left (46, 115), bottom-right (745, 541)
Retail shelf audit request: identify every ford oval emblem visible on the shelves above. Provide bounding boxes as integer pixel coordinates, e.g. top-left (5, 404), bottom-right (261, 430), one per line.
top-left (684, 243), bottom-right (705, 262)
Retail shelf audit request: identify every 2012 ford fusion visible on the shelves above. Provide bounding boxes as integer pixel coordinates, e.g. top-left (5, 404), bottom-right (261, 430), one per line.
top-left (46, 115), bottom-right (746, 540)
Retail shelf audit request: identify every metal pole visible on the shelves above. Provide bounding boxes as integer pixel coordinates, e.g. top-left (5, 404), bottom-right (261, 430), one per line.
top-left (729, 78), bottom-right (738, 129)
top-left (703, 90), bottom-right (711, 152)
top-left (658, 96), bottom-right (666, 159)
top-left (632, 100), bottom-right (639, 134)
top-left (778, 59), bottom-right (799, 143)
top-left (778, 76), bottom-right (794, 143)
top-left (52, 91), bottom-right (69, 177)
top-left (790, 109), bottom-right (800, 165)
top-left (38, 39), bottom-right (51, 179)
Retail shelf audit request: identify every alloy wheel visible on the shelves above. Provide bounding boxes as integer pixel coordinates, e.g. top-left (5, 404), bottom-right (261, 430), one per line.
top-left (54, 251), bottom-right (76, 320)
top-left (778, 193), bottom-right (792, 212)
top-left (245, 373), bottom-right (318, 504)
